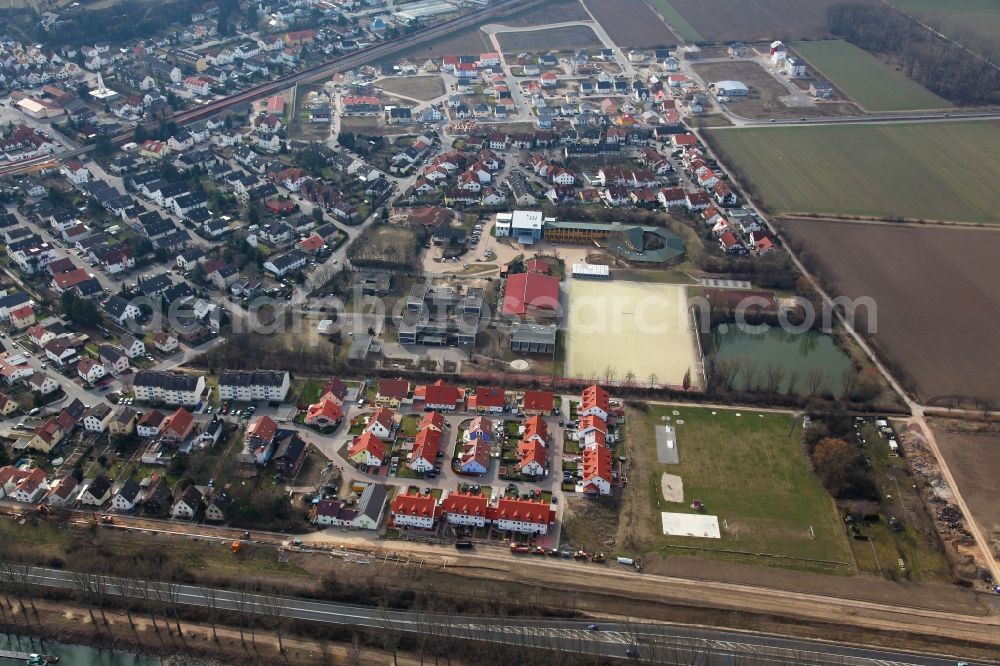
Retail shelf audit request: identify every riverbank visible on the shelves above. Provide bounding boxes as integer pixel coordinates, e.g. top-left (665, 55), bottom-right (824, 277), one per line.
top-left (0, 595), bottom-right (425, 666)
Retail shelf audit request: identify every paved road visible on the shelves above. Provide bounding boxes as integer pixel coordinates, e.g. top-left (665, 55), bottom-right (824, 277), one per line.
top-left (9, 564), bottom-right (994, 666)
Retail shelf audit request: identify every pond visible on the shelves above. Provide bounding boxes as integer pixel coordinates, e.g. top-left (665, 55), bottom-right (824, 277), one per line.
top-left (711, 323), bottom-right (853, 395)
top-left (0, 634), bottom-right (158, 666)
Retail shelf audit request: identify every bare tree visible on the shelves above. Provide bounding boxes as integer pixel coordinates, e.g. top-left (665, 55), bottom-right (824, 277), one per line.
top-left (204, 585), bottom-right (220, 643)
top-left (840, 369), bottom-right (861, 400)
top-left (785, 368), bottom-right (801, 396)
top-left (764, 362), bottom-right (786, 395)
top-left (740, 359), bottom-right (760, 392)
top-left (647, 372), bottom-right (658, 389)
top-left (262, 585), bottom-right (289, 653)
top-left (805, 368), bottom-right (825, 397)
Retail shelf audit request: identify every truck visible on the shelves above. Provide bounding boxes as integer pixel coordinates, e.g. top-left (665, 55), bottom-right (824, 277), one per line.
top-left (616, 557), bottom-right (634, 566)
top-left (510, 543), bottom-right (531, 554)
top-left (455, 541), bottom-right (474, 550)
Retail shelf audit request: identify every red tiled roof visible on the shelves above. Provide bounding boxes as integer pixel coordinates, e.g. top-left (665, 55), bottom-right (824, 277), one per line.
top-left (367, 406), bottom-right (395, 432)
top-left (53, 268), bottom-right (90, 290)
top-left (493, 497), bottom-right (553, 524)
top-left (471, 387), bottom-right (505, 408)
top-left (306, 398), bottom-right (342, 424)
top-left (525, 258), bottom-right (549, 274)
top-left (410, 428), bottom-right (441, 464)
top-left (522, 390), bottom-right (554, 413)
top-left (350, 432), bottom-right (385, 460)
top-left (501, 273), bottom-right (559, 317)
top-left (162, 407), bottom-right (194, 438)
top-left (299, 233), bottom-right (325, 252)
top-left (419, 410), bottom-right (445, 431)
top-left (440, 491), bottom-right (488, 517)
top-left (522, 415), bottom-right (547, 441)
top-left (246, 415), bottom-right (277, 443)
top-left (579, 414), bottom-right (607, 434)
top-left (517, 439), bottom-right (546, 471)
top-left (582, 444), bottom-right (612, 482)
top-left (391, 491), bottom-right (436, 518)
top-left (422, 379), bottom-right (462, 406)
top-left (581, 384), bottom-right (609, 413)
top-left (10, 304), bottom-right (33, 319)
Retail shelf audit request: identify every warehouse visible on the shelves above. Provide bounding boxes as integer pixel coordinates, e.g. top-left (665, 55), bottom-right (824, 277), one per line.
top-left (712, 80), bottom-right (749, 98)
top-left (16, 97), bottom-right (64, 119)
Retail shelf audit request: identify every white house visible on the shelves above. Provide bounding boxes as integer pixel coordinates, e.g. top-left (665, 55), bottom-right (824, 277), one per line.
top-left (78, 476), bottom-right (112, 507)
top-left (217, 370), bottom-right (289, 402)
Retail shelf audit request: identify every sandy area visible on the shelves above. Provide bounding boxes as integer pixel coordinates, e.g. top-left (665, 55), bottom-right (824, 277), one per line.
top-left (661, 473), bottom-right (684, 503)
top-left (565, 280), bottom-right (699, 386)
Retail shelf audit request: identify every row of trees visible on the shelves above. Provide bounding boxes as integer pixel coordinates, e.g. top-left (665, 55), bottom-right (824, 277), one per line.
top-left (707, 358), bottom-right (881, 404)
top-left (827, 3), bottom-right (999, 105)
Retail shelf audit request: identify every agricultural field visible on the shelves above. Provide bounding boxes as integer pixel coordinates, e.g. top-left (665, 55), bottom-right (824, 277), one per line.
top-left (792, 40), bottom-right (951, 111)
top-left (620, 405), bottom-right (852, 572)
top-left (887, 0), bottom-right (1000, 54)
top-left (931, 422), bottom-right (1000, 549)
top-left (777, 219), bottom-right (1000, 405)
top-left (388, 26), bottom-right (490, 61)
top-left (704, 120), bottom-right (1000, 223)
top-left (501, 0), bottom-right (591, 26)
top-left (659, 0), bottom-right (853, 42)
top-left (581, 0), bottom-right (676, 47)
top-left (643, 0), bottom-right (704, 42)
top-left (497, 25), bottom-right (603, 52)
top-left (378, 75), bottom-right (446, 101)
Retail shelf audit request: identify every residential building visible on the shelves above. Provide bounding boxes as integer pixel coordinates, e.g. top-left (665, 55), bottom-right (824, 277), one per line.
top-left (133, 371), bottom-right (205, 405)
top-left (390, 491), bottom-right (437, 529)
top-left (218, 370), bottom-right (290, 402)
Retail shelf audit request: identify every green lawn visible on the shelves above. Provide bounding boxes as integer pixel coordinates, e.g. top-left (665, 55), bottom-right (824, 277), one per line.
top-left (792, 40), bottom-right (951, 111)
top-left (705, 120), bottom-right (1000, 223)
top-left (293, 378), bottom-right (328, 405)
top-left (644, 0), bottom-right (705, 42)
top-left (399, 414), bottom-right (419, 436)
top-left (641, 406), bottom-right (852, 571)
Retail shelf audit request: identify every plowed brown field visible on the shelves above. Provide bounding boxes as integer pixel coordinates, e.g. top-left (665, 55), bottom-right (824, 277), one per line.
top-left (582, 0), bottom-right (676, 47)
top-left (779, 219), bottom-right (1000, 405)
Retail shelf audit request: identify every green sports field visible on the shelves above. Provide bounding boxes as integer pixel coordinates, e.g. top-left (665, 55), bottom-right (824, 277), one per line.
top-left (793, 40), bottom-right (951, 111)
top-left (634, 406), bottom-right (852, 571)
top-left (705, 120), bottom-right (1000, 223)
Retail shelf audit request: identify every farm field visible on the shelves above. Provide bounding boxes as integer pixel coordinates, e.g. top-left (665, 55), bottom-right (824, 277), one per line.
top-left (581, 0), bottom-right (676, 47)
top-left (792, 40), bottom-right (951, 111)
top-left (704, 120), bottom-right (1000, 223)
top-left (643, 0), bottom-right (704, 42)
top-left (497, 25), bottom-right (603, 52)
top-left (501, 0), bottom-right (591, 26)
top-left (378, 75), bottom-right (446, 101)
top-left (564, 280), bottom-right (698, 387)
top-left (621, 405), bottom-right (852, 572)
top-left (887, 0), bottom-right (1000, 54)
top-left (661, 0), bottom-right (853, 42)
top-left (778, 219), bottom-right (1000, 405)
top-left (931, 423), bottom-right (1000, 545)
